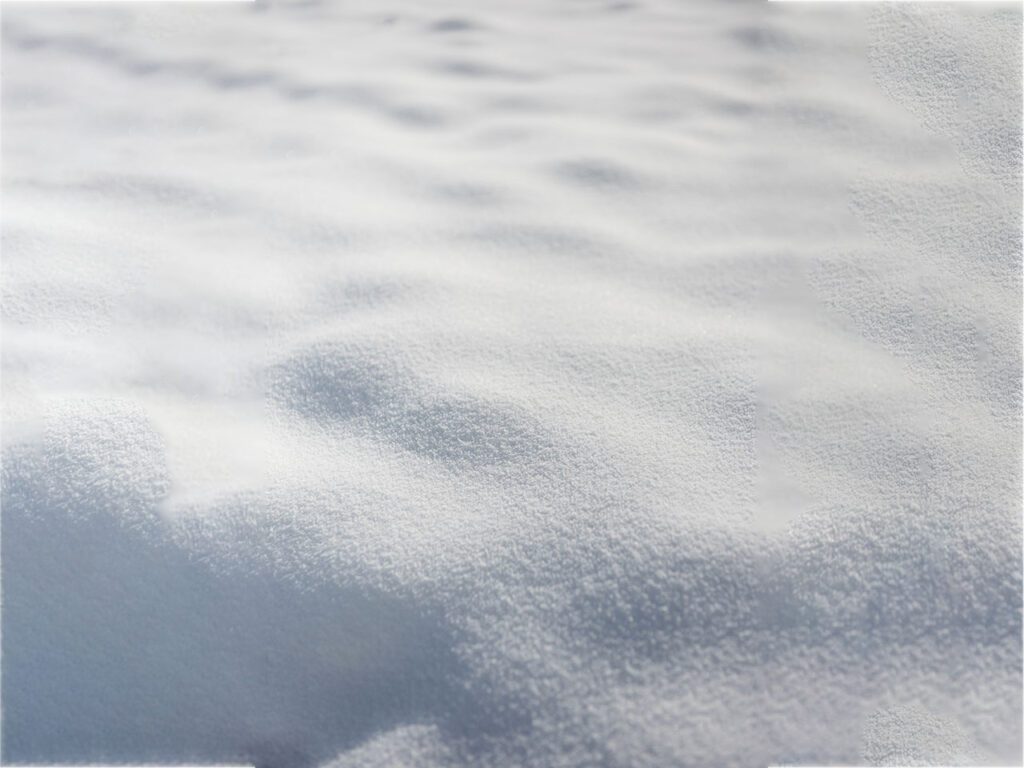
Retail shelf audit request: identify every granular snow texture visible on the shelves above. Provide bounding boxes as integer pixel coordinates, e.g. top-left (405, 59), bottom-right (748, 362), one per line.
top-left (1, 1), bottom-right (1021, 767)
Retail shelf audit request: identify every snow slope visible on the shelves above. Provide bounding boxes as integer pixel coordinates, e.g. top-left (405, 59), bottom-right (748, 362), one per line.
top-left (1, 1), bottom-right (1021, 766)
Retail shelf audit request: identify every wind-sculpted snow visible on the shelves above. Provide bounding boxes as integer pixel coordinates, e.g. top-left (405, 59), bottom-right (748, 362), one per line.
top-left (1, 1), bottom-right (1020, 767)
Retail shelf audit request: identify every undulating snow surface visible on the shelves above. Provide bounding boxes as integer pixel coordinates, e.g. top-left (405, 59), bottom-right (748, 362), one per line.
top-left (1, 1), bottom-right (1021, 766)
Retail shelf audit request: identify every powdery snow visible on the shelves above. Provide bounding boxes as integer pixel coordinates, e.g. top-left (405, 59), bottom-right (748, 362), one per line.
top-left (1, 1), bottom-right (1020, 766)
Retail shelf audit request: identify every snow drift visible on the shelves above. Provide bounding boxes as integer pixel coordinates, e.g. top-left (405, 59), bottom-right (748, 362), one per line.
top-left (1, 1), bottom-right (1021, 766)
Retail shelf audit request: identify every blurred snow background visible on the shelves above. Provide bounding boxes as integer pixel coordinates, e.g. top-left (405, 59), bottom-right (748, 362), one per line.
top-left (1, 1), bottom-right (1021, 766)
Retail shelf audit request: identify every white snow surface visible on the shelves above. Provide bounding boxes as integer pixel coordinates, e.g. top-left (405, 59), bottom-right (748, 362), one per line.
top-left (1, 1), bottom-right (1021, 766)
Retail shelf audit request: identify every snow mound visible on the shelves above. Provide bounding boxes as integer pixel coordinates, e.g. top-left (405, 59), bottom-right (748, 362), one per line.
top-left (2, 1), bottom-right (1020, 766)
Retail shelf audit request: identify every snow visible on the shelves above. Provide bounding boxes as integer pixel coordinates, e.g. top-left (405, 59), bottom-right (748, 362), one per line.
top-left (1, 1), bottom-right (1020, 766)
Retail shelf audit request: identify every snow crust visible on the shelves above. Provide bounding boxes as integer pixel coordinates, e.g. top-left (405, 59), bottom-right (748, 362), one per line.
top-left (1, 1), bottom-right (1020, 766)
